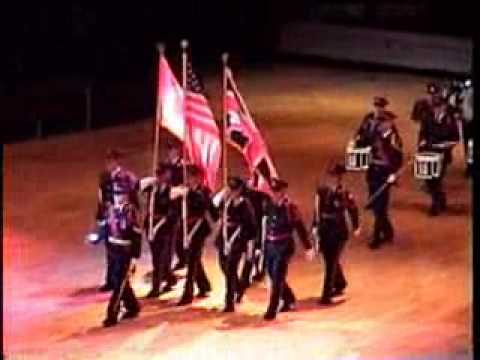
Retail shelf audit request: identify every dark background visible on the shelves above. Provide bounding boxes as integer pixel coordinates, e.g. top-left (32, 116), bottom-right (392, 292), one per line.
top-left (0, 1), bottom-right (473, 143)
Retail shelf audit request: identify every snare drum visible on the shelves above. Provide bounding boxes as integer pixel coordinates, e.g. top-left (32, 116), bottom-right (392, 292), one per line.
top-left (414, 152), bottom-right (443, 180)
top-left (345, 145), bottom-right (371, 171)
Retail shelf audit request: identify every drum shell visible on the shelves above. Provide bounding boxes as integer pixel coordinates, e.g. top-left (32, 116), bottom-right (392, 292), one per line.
top-left (414, 152), bottom-right (443, 180)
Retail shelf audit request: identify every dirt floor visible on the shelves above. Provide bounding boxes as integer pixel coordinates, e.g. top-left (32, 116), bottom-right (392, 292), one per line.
top-left (3, 63), bottom-right (472, 359)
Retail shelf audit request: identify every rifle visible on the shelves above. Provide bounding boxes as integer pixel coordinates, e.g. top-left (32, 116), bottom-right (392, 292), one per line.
top-left (112, 260), bottom-right (135, 316)
top-left (312, 193), bottom-right (320, 255)
top-left (223, 226), bottom-right (241, 257)
top-left (257, 216), bottom-right (267, 274)
top-left (364, 155), bottom-right (413, 210)
top-left (185, 218), bottom-right (203, 250)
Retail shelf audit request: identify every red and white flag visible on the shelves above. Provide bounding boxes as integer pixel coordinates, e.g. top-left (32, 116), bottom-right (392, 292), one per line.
top-left (224, 69), bottom-right (278, 194)
top-left (184, 62), bottom-right (221, 190)
top-left (157, 56), bottom-right (185, 140)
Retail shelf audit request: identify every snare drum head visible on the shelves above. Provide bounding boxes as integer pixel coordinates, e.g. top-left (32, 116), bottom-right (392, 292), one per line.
top-left (415, 152), bottom-right (442, 161)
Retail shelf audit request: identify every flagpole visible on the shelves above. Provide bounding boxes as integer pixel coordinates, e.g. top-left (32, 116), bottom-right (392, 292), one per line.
top-left (225, 68), bottom-right (254, 126)
top-left (180, 39), bottom-right (189, 250)
top-left (148, 42), bottom-right (165, 241)
top-left (221, 53), bottom-right (229, 252)
top-left (221, 53), bottom-right (229, 188)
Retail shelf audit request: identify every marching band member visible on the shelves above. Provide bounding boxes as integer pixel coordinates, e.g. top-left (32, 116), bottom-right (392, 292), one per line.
top-left (176, 165), bottom-right (213, 306)
top-left (215, 177), bottom-right (257, 312)
top-left (262, 179), bottom-right (314, 320)
top-left (411, 83), bottom-right (444, 126)
top-left (456, 79), bottom-right (473, 176)
top-left (462, 80), bottom-right (473, 176)
top-left (356, 97), bottom-right (403, 249)
top-left (355, 96), bottom-right (396, 148)
top-left (141, 164), bottom-right (178, 298)
top-left (418, 96), bottom-right (460, 216)
top-left (102, 190), bottom-right (142, 327)
top-left (312, 163), bottom-right (360, 304)
top-left (165, 141), bottom-right (189, 271)
top-left (239, 180), bottom-right (271, 286)
top-left (95, 149), bottom-right (139, 292)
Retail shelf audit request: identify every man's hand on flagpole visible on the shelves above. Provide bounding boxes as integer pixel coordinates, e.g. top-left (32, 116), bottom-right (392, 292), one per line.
top-left (353, 227), bottom-right (362, 238)
top-left (170, 185), bottom-right (188, 199)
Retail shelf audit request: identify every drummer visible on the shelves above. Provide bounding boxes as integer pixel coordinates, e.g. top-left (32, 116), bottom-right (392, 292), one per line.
top-left (355, 96), bottom-right (403, 249)
top-left (418, 95), bottom-right (460, 216)
top-left (354, 96), bottom-right (396, 148)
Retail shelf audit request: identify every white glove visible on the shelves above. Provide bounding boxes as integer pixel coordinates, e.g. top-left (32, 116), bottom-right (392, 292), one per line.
top-left (387, 174), bottom-right (397, 184)
top-left (170, 185), bottom-right (188, 199)
top-left (85, 232), bottom-right (100, 244)
top-left (353, 227), bottom-right (362, 238)
top-left (139, 176), bottom-right (157, 192)
top-left (305, 248), bottom-right (315, 262)
top-left (212, 187), bottom-right (229, 208)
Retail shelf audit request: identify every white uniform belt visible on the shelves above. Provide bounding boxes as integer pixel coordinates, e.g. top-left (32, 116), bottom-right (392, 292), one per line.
top-left (371, 159), bottom-right (388, 166)
top-left (108, 237), bottom-right (132, 246)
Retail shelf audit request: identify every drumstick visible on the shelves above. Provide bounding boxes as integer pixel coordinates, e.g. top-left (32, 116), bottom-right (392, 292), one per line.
top-left (364, 156), bottom-right (414, 210)
top-left (112, 260), bottom-right (134, 316)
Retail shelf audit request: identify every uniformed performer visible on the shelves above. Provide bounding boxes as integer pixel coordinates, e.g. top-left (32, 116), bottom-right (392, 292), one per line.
top-left (418, 96), bottom-right (460, 215)
top-left (141, 164), bottom-right (178, 298)
top-left (176, 165), bottom-right (213, 306)
top-left (102, 191), bottom-right (142, 327)
top-left (355, 97), bottom-right (403, 249)
top-left (447, 79), bottom-right (474, 176)
top-left (461, 80), bottom-right (473, 176)
top-left (262, 179), bottom-right (314, 320)
top-left (165, 141), bottom-right (188, 271)
top-left (96, 149), bottom-right (139, 291)
top-left (215, 177), bottom-right (257, 312)
top-left (312, 163), bottom-right (360, 304)
top-left (242, 181), bottom-right (271, 284)
top-left (411, 83), bottom-right (444, 126)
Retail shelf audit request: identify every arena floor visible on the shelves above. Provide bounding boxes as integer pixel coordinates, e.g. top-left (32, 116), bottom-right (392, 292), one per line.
top-left (3, 63), bottom-right (472, 359)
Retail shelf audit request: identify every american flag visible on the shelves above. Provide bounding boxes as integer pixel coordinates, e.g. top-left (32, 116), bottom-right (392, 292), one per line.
top-left (184, 62), bottom-right (221, 190)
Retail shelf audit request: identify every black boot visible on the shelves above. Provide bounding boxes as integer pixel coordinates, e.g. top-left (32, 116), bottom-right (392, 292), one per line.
top-left (145, 288), bottom-right (160, 298)
top-left (120, 309), bottom-right (140, 320)
top-left (318, 296), bottom-right (333, 305)
top-left (177, 297), bottom-right (193, 306)
top-left (102, 317), bottom-right (118, 327)
top-left (369, 217), bottom-right (383, 249)
top-left (263, 311), bottom-right (276, 321)
top-left (223, 303), bottom-right (235, 313)
top-left (438, 192), bottom-right (447, 213)
top-left (173, 262), bottom-right (186, 271)
top-left (99, 284), bottom-right (114, 292)
top-left (279, 301), bottom-right (296, 312)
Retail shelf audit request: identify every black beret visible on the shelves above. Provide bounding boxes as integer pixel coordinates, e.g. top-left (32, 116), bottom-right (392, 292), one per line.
top-left (186, 164), bottom-right (203, 177)
top-left (156, 163), bottom-right (172, 176)
top-left (228, 176), bottom-right (245, 191)
top-left (373, 96), bottom-right (389, 107)
top-left (427, 83), bottom-right (441, 95)
top-left (270, 178), bottom-right (288, 192)
top-left (167, 140), bottom-right (181, 150)
top-left (105, 148), bottom-right (123, 160)
top-left (327, 163), bottom-right (347, 176)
